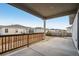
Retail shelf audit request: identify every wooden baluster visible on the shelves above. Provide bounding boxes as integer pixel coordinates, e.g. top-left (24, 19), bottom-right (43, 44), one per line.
top-left (27, 34), bottom-right (29, 47)
top-left (15, 36), bottom-right (17, 48)
top-left (2, 37), bottom-right (3, 53)
top-left (5, 36), bottom-right (6, 51)
top-left (17, 35), bottom-right (19, 47)
top-left (8, 36), bottom-right (10, 50)
top-left (18, 36), bottom-right (20, 47)
top-left (20, 35), bottom-right (21, 46)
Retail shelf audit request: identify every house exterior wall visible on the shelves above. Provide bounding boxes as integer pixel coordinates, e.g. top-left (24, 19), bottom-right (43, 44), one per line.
top-left (72, 9), bottom-right (79, 49)
top-left (0, 27), bottom-right (30, 35)
top-left (0, 29), bottom-right (2, 35)
top-left (33, 28), bottom-right (44, 33)
top-left (33, 28), bottom-right (48, 33)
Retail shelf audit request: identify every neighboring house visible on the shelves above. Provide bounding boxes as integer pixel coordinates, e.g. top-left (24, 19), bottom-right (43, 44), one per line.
top-left (47, 29), bottom-right (68, 36)
top-left (33, 27), bottom-right (49, 33)
top-left (0, 28), bottom-right (1, 35)
top-left (33, 27), bottom-right (44, 33)
top-left (0, 24), bottom-right (31, 35)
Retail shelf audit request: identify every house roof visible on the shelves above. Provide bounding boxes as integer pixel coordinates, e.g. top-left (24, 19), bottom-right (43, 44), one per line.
top-left (9, 3), bottom-right (79, 20)
top-left (34, 27), bottom-right (49, 30)
top-left (0, 24), bottom-right (31, 29)
top-left (50, 28), bottom-right (66, 31)
top-left (34, 27), bottom-right (44, 29)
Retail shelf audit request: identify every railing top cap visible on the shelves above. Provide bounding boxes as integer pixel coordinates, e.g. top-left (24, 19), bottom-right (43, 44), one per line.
top-left (0, 33), bottom-right (44, 37)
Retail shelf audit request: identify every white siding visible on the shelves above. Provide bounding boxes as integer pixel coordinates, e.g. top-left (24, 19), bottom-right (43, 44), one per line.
top-left (0, 28), bottom-right (3, 35)
top-left (72, 9), bottom-right (79, 49)
top-left (0, 27), bottom-right (29, 35)
top-left (0, 29), bottom-right (1, 35)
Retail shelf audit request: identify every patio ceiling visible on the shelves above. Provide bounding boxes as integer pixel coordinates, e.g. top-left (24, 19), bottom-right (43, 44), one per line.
top-left (9, 3), bottom-right (79, 20)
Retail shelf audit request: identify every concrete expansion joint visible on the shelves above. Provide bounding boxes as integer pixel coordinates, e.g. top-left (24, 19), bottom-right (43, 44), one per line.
top-left (29, 47), bottom-right (45, 56)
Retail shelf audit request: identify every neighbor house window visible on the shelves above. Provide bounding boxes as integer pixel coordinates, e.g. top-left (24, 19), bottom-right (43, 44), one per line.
top-left (5, 29), bottom-right (8, 33)
top-left (15, 30), bottom-right (18, 33)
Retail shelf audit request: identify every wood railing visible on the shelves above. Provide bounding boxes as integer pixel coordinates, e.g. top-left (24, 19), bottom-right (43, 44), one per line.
top-left (0, 33), bottom-right (44, 54)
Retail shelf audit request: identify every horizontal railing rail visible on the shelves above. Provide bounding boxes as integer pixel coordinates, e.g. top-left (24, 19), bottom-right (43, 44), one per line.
top-left (0, 33), bottom-right (44, 54)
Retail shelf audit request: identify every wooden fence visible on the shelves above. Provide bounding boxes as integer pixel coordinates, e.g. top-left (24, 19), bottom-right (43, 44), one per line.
top-left (0, 33), bottom-right (44, 54)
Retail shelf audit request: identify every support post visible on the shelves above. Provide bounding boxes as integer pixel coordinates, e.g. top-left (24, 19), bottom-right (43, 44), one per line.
top-left (77, 13), bottom-right (79, 50)
top-left (43, 20), bottom-right (46, 40)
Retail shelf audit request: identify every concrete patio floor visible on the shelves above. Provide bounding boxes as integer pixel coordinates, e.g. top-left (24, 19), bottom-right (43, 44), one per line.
top-left (2, 36), bottom-right (79, 56)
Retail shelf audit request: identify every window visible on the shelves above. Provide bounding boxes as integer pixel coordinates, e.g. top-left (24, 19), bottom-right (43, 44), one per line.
top-left (15, 30), bottom-right (18, 33)
top-left (5, 29), bottom-right (8, 33)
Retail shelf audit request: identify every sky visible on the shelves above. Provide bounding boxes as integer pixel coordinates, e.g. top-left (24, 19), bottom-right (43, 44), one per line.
top-left (0, 3), bottom-right (70, 29)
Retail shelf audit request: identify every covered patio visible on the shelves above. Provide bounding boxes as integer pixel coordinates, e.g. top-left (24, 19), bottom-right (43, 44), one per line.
top-left (0, 3), bottom-right (79, 55)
